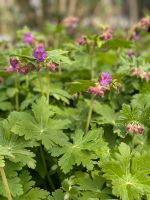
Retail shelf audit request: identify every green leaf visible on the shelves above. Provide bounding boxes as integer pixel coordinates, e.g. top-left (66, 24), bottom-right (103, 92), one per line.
top-left (0, 156), bottom-right (5, 167)
top-left (74, 172), bottom-right (111, 199)
top-left (11, 97), bottom-right (70, 150)
top-left (0, 92), bottom-right (13, 111)
top-left (102, 38), bottom-right (132, 49)
top-left (48, 189), bottom-right (64, 200)
top-left (68, 80), bottom-right (95, 94)
top-left (0, 162), bottom-right (23, 197)
top-left (51, 128), bottom-right (109, 173)
top-left (47, 50), bottom-right (71, 64)
top-left (102, 143), bottom-right (150, 200)
top-left (50, 88), bottom-right (71, 104)
top-left (15, 170), bottom-right (49, 200)
top-left (0, 115), bottom-right (36, 168)
top-left (92, 101), bottom-right (117, 125)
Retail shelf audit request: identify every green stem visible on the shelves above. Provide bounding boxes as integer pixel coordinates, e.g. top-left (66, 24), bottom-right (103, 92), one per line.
top-left (26, 74), bottom-right (29, 91)
top-left (131, 134), bottom-right (136, 151)
top-left (15, 73), bottom-right (19, 111)
top-left (85, 95), bottom-right (95, 134)
top-left (38, 72), bottom-right (44, 96)
top-left (40, 146), bottom-right (55, 190)
top-left (0, 167), bottom-right (12, 200)
top-left (46, 72), bottom-right (50, 104)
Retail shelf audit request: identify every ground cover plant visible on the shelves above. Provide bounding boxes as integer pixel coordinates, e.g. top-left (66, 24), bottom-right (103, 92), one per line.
top-left (0, 16), bottom-right (150, 200)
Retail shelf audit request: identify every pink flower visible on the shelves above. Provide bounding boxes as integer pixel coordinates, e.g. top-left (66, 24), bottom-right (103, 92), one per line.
top-left (23, 32), bottom-right (35, 44)
top-left (131, 32), bottom-right (140, 41)
top-left (63, 16), bottom-right (79, 32)
top-left (88, 83), bottom-right (106, 96)
top-left (46, 61), bottom-right (59, 71)
top-left (101, 28), bottom-right (113, 40)
top-left (139, 17), bottom-right (150, 27)
top-left (127, 49), bottom-right (135, 57)
top-left (4, 66), bottom-right (15, 72)
top-left (126, 121), bottom-right (144, 134)
top-left (77, 36), bottom-right (86, 45)
top-left (130, 67), bottom-right (150, 81)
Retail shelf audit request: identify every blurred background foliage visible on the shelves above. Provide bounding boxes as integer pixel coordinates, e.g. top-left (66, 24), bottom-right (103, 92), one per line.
top-left (0, 0), bottom-right (150, 38)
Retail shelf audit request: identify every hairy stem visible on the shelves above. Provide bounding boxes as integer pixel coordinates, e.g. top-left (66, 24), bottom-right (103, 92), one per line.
top-left (0, 167), bottom-right (12, 200)
top-left (38, 72), bottom-right (44, 96)
top-left (131, 134), bottom-right (136, 151)
top-left (15, 73), bottom-right (19, 111)
top-left (85, 95), bottom-right (95, 134)
top-left (46, 72), bottom-right (50, 104)
top-left (40, 146), bottom-right (55, 190)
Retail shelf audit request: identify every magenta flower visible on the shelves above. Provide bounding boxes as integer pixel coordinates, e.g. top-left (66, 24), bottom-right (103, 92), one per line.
top-left (127, 49), bottom-right (135, 57)
top-left (77, 36), bottom-right (86, 45)
top-left (9, 57), bottom-right (20, 71)
top-left (33, 44), bottom-right (47, 62)
top-left (100, 72), bottom-right (112, 85)
top-left (23, 32), bottom-right (35, 44)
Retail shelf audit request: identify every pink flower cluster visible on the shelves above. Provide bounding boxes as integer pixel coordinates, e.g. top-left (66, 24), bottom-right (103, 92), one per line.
top-left (77, 35), bottom-right (86, 45)
top-left (88, 72), bottom-right (112, 96)
top-left (139, 17), bottom-right (150, 27)
top-left (130, 67), bottom-right (150, 81)
top-left (127, 49), bottom-right (135, 57)
top-left (101, 28), bottom-right (113, 40)
top-left (88, 83), bottom-right (109, 96)
top-left (131, 32), bottom-right (140, 41)
top-left (23, 32), bottom-right (35, 44)
top-left (46, 61), bottom-right (59, 72)
top-left (5, 57), bottom-right (35, 74)
top-left (126, 121), bottom-right (144, 134)
top-left (63, 16), bottom-right (79, 32)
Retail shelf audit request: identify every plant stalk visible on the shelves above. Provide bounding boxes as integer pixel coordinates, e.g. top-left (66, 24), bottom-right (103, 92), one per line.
top-left (38, 72), bottom-right (44, 96)
top-left (15, 73), bottom-right (19, 111)
top-left (46, 72), bottom-right (50, 104)
top-left (131, 134), bottom-right (136, 151)
top-left (40, 146), bottom-right (55, 190)
top-left (85, 95), bottom-right (95, 134)
top-left (0, 167), bottom-right (12, 200)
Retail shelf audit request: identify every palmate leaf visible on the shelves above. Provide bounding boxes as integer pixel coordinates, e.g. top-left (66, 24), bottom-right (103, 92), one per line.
top-left (0, 162), bottom-right (23, 197)
top-left (114, 104), bottom-right (150, 137)
top-left (101, 38), bottom-right (132, 49)
top-left (51, 128), bottom-right (109, 173)
top-left (0, 92), bottom-right (13, 111)
top-left (48, 189), bottom-right (64, 200)
top-left (0, 114), bottom-right (36, 168)
top-left (0, 155), bottom-right (5, 167)
top-left (68, 80), bottom-right (95, 94)
top-left (131, 92), bottom-right (150, 109)
top-left (102, 143), bottom-right (150, 200)
top-left (11, 97), bottom-right (70, 150)
top-left (47, 49), bottom-right (71, 64)
top-left (15, 170), bottom-right (49, 200)
top-left (73, 172), bottom-right (111, 200)
top-left (92, 101), bottom-right (117, 125)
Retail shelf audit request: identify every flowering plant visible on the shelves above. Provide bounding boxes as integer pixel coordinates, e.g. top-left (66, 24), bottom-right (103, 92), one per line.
top-left (0, 16), bottom-right (150, 200)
